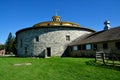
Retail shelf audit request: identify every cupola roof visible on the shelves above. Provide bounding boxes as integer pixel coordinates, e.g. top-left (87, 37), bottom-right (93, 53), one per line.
top-left (33, 16), bottom-right (80, 27)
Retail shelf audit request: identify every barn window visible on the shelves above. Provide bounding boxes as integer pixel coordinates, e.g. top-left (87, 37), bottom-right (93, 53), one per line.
top-left (24, 47), bottom-right (27, 54)
top-left (73, 46), bottom-right (78, 51)
top-left (20, 39), bottom-right (22, 48)
top-left (66, 35), bottom-right (70, 41)
top-left (82, 45), bottom-right (86, 50)
top-left (115, 42), bottom-right (120, 49)
top-left (36, 36), bottom-right (39, 42)
top-left (103, 43), bottom-right (108, 50)
top-left (86, 44), bottom-right (92, 50)
top-left (93, 44), bottom-right (97, 50)
top-left (78, 45), bottom-right (81, 50)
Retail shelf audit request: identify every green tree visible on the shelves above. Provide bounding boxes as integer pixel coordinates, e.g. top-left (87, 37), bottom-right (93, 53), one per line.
top-left (12, 37), bottom-right (17, 55)
top-left (0, 44), bottom-right (5, 50)
top-left (5, 32), bottom-right (16, 54)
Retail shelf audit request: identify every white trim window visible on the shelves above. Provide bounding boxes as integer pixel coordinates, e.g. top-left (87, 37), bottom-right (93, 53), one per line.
top-left (86, 44), bottom-right (92, 50)
top-left (73, 46), bottom-right (78, 51)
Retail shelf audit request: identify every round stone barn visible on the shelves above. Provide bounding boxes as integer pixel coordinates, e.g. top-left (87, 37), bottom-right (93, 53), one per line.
top-left (16, 16), bottom-right (95, 57)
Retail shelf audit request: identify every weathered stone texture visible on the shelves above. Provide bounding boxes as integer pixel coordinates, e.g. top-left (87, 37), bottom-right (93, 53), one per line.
top-left (17, 27), bottom-right (92, 57)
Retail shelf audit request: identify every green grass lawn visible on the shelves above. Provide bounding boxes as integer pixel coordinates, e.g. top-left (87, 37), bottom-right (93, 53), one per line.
top-left (0, 57), bottom-right (120, 80)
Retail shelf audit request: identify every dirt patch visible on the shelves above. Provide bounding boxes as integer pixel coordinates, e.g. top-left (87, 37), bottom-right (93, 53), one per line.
top-left (14, 63), bottom-right (32, 66)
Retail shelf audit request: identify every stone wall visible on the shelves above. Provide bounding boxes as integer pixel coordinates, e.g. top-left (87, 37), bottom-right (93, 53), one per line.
top-left (17, 27), bottom-right (93, 57)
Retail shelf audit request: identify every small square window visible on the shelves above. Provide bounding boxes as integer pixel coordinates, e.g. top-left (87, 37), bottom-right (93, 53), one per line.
top-left (66, 35), bottom-right (70, 41)
top-left (82, 45), bottom-right (86, 50)
top-left (103, 43), bottom-right (108, 50)
top-left (73, 46), bottom-right (78, 51)
top-left (36, 36), bottom-right (39, 42)
top-left (86, 44), bottom-right (92, 50)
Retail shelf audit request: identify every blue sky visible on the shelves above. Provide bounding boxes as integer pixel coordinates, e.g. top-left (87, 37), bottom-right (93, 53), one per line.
top-left (0, 0), bottom-right (120, 44)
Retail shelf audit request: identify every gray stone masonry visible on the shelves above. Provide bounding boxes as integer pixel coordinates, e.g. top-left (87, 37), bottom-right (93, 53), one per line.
top-left (17, 27), bottom-right (93, 57)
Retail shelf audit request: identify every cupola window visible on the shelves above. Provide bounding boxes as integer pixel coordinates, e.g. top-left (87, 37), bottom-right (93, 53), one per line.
top-left (60, 22), bottom-right (62, 26)
top-left (52, 16), bottom-right (60, 21)
top-left (48, 23), bottom-right (50, 26)
top-left (93, 44), bottom-right (97, 50)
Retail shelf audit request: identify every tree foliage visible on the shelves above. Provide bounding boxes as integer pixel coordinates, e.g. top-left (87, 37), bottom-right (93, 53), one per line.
top-left (0, 44), bottom-right (5, 50)
top-left (5, 32), bottom-right (17, 55)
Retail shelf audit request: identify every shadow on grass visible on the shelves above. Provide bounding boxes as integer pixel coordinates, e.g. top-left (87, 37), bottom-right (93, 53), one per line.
top-left (85, 60), bottom-right (120, 71)
top-left (0, 56), bottom-right (31, 58)
top-left (0, 56), bottom-right (16, 58)
top-left (0, 55), bottom-right (46, 59)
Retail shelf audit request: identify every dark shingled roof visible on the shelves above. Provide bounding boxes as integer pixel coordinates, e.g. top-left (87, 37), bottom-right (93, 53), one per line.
top-left (70, 26), bottom-right (120, 45)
